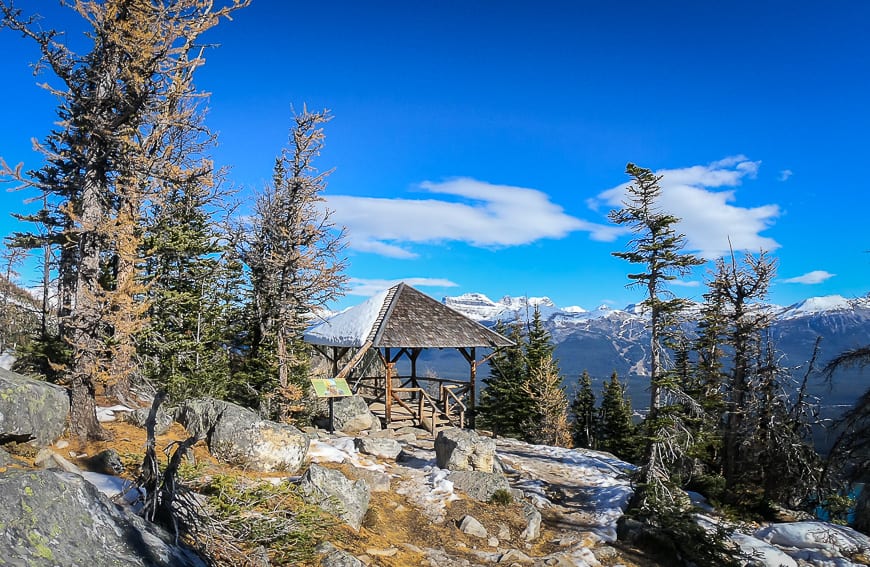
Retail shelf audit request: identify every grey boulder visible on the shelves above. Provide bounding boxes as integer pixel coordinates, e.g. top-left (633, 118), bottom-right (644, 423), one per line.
top-left (0, 367), bottom-right (69, 447)
top-left (331, 395), bottom-right (382, 434)
top-left (125, 405), bottom-right (174, 436)
top-left (354, 436), bottom-right (402, 460)
top-left (434, 427), bottom-right (496, 472)
top-left (0, 468), bottom-right (205, 566)
top-left (316, 541), bottom-right (365, 567)
top-left (299, 463), bottom-right (370, 530)
top-left (176, 398), bottom-right (309, 472)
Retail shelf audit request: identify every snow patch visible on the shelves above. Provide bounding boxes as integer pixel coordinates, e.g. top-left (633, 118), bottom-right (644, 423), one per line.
top-left (96, 405), bottom-right (134, 423)
top-left (81, 471), bottom-right (144, 510)
top-left (0, 352), bottom-right (14, 370)
top-left (304, 288), bottom-right (389, 346)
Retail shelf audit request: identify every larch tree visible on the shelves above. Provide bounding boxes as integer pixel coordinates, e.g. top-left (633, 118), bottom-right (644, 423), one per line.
top-left (0, 0), bottom-right (249, 440)
top-left (570, 370), bottom-right (596, 449)
top-left (521, 354), bottom-right (572, 448)
top-left (239, 108), bottom-right (347, 420)
top-left (608, 162), bottom-right (704, 511)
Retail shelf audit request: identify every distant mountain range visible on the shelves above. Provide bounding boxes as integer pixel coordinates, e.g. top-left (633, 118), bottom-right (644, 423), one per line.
top-left (417, 292), bottom-right (870, 423)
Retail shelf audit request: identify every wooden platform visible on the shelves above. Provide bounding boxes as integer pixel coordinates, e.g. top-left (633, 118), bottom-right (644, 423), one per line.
top-left (368, 401), bottom-right (452, 432)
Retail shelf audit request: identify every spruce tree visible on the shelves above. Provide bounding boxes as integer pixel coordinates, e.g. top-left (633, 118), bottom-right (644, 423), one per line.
top-left (525, 305), bottom-right (554, 374)
top-left (708, 251), bottom-right (775, 490)
top-left (139, 182), bottom-right (241, 402)
top-left (608, 162), bottom-right (704, 511)
top-left (598, 372), bottom-right (636, 460)
top-left (478, 319), bottom-right (529, 438)
top-left (570, 370), bottom-right (597, 448)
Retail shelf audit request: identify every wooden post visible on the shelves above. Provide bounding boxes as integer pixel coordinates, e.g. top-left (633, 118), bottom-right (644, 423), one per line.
top-left (470, 347), bottom-right (477, 429)
top-left (385, 348), bottom-right (392, 424)
top-left (410, 348), bottom-right (421, 392)
top-left (328, 397), bottom-right (335, 433)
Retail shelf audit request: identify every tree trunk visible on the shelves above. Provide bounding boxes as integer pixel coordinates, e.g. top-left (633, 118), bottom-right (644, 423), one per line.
top-left (66, 170), bottom-right (107, 441)
top-left (68, 374), bottom-right (108, 441)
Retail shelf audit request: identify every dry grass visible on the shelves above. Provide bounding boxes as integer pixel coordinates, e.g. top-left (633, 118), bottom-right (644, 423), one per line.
top-left (32, 410), bottom-right (661, 567)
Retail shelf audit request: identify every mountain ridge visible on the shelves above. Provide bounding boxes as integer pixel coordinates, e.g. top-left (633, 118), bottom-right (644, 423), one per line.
top-left (431, 291), bottom-right (870, 421)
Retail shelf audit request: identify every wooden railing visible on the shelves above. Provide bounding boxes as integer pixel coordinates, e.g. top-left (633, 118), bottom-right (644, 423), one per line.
top-left (441, 384), bottom-right (467, 429)
top-left (350, 371), bottom-right (471, 431)
top-left (390, 386), bottom-right (462, 433)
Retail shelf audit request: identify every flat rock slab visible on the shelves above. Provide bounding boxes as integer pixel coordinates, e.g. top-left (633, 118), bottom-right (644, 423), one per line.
top-left (448, 470), bottom-right (511, 502)
top-left (0, 469), bottom-right (205, 566)
top-left (354, 436), bottom-right (402, 459)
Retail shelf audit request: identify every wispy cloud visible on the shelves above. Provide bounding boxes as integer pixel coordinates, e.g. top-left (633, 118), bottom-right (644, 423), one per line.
top-left (782, 270), bottom-right (835, 285)
top-left (347, 277), bottom-right (459, 296)
top-left (779, 169), bottom-right (793, 182)
top-left (326, 178), bottom-right (613, 258)
top-left (591, 155), bottom-right (781, 259)
top-left (671, 279), bottom-right (701, 288)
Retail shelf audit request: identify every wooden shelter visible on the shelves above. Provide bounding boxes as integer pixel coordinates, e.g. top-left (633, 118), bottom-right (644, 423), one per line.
top-left (304, 282), bottom-right (513, 431)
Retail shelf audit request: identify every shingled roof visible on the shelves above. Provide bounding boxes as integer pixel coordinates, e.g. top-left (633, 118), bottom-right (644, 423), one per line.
top-left (304, 282), bottom-right (514, 349)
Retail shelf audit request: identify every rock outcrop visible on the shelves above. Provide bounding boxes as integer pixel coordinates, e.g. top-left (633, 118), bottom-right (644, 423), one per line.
top-left (354, 436), bottom-right (402, 460)
top-left (434, 427), bottom-right (496, 472)
top-left (299, 463), bottom-right (370, 530)
top-left (0, 367), bottom-right (69, 447)
top-left (124, 405), bottom-right (174, 436)
top-left (176, 398), bottom-right (309, 472)
top-left (316, 541), bottom-right (365, 567)
top-left (447, 470), bottom-right (511, 502)
top-left (0, 468), bottom-right (205, 567)
top-left (330, 395), bottom-right (381, 434)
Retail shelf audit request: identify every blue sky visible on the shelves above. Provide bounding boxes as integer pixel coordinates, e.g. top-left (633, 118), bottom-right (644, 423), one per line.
top-left (1, 1), bottom-right (867, 311)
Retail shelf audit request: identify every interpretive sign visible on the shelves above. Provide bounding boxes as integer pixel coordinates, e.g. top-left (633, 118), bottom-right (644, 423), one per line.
top-left (311, 377), bottom-right (352, 398)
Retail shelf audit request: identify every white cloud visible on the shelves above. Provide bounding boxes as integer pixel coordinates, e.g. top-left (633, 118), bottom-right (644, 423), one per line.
top-left (671, 279), bottom-right (701, 288)
top-left (326, 178), bottom-right (607, 257)
top-left (782, 270), bottom-right (835, 285)
top-left (779, 169), bottom-right (793, 182)
top-left (347, 277), bottom-right (459, 296)
top-left (591, 155), bottom-right (781, 259)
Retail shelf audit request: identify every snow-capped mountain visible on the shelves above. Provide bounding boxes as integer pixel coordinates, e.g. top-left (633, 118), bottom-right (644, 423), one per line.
top-left (444, 293), bottom-right (565, 322)
top-left (439, 292), bottom-right (870, 411)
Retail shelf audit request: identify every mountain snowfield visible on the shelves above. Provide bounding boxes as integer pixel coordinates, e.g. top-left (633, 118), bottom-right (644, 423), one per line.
top-left (444, 291), bottom-right (870, 332)
top-left (433, 292), bottom-right (870, 422)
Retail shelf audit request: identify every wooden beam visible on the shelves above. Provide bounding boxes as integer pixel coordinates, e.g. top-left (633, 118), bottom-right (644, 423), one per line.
top-left (385, 348), bottom-right (392, 423)
top-left (469, 347), bottom-right (476, 429)
top-left (333, 341), bottom-right (374, 382)
top-left (410, 347), bottom-right (421, 390)
top-left (390, 348), bottom-right (408, 363)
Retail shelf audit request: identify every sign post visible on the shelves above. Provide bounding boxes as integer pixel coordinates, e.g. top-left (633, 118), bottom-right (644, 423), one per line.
top-left (310, 377), bottom-right (353, 433)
